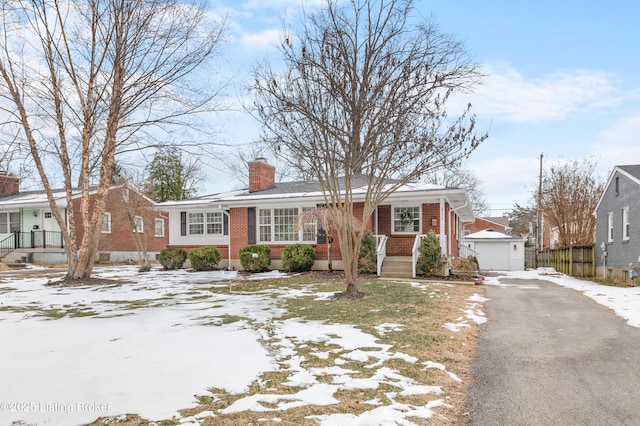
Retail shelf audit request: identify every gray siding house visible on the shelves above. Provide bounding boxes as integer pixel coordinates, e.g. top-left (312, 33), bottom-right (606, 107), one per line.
top-left (594, 165), bottom-right (640, 283)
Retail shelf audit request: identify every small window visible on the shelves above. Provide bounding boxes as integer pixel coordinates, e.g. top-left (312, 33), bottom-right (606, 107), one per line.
top-left (133, 215), bottom-right (144, 233)
top-left (188, 212), bottom-right (204, 235)
top-left (9, 212), bottom-right (20, 233)
top-left (0, 212), bottom-right (20, 234)
top-left (44, 211), bottom-right (52, 219)
top-left (154, 218), bottom-right (164, 237)
top-left (206, 212), bottom-right (223, 235)
top-left (302, 207), bottom-right (316, 242)
top-left (102, 212), bottom-right (112, 234)
top-left (259, 209), bottom-right (272, 242)
top-left (393, 206), bottom-right (420, 233)
top-left (615, 176), bottom-right (619, 196)
top-left (607, 212), bottom-right (614, 243)
top-left (622, 206), bottom-right (630, 241)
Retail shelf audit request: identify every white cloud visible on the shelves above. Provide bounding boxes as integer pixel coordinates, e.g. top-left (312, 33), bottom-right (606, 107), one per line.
top-left (470, 63), bottom-right (619, 123)
top-left (471, 156), bottom-right (541, 211)
top-left (240, 28), bottom-right (284, 50)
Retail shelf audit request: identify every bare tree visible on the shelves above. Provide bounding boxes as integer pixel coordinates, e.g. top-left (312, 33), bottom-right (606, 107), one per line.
top-left (297, 207), bottom-right (363, 272)
top-left (250, 0), bottom-right (486, 297)
top-left (541, 159), bottom-right (603, 248)
top-left (0, 0), bottom-right (227, 280)
top-left (423, 167), bottom-right (487, 216)
top-left (225, 143), bottom-right (295, 189)
top-left (112, 170), bottom-right (153, 272)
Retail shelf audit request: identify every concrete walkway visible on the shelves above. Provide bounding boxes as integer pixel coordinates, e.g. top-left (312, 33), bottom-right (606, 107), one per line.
top-left (466, 276), bottom-right (640, 426)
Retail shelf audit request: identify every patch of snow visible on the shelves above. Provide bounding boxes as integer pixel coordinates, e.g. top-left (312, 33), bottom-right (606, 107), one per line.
top-left (0, 265), bottom-right (465, 425)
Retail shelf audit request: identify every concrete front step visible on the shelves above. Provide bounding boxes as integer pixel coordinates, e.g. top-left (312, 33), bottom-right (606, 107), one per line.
top-left (379, 256), bottom-right (414, 279)
top-left (3, 262), bottom-right (28, 269)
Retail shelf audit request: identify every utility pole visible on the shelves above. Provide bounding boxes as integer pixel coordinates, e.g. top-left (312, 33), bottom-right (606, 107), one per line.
top-left (537, 153), bottom-right (543, 265)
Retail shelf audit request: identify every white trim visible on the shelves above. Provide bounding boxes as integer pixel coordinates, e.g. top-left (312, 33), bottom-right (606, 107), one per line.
top-left (595, 166), bottom-right (640, 214)
top-left (154, 218), bottom-right (165, 237)
top-left (391, 205), bottom-right (421, 234)
top-left (102, 212), bottom-right (112, 234)
top-left (133, 215), bottom-right (144, 233)
top-left (257, 205), bottom-right (317, 244)
top-left (607, 212), bottom-right (614, 243)
top-left (622, 206), bottom-right (630, 241)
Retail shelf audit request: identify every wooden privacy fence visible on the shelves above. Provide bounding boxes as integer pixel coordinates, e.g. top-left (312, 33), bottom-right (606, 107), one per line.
top-left (537, 245), bottom-right (595, 277)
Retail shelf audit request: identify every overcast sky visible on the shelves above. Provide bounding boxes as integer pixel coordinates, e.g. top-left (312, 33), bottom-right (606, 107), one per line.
top-left (202, 0), bottom-right (640, 215)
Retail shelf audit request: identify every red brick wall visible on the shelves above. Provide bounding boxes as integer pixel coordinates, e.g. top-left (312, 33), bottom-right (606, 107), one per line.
top-left (71, 187), bottom-right (168, 253)
top-left (229, 207), bottom-right (249, 259)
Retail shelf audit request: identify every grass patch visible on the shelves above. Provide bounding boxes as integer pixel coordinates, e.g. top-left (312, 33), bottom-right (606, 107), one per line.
top-left (174, 277), bottom-right (481, 425)
top-left (8, 271), bottom-right (483, 425)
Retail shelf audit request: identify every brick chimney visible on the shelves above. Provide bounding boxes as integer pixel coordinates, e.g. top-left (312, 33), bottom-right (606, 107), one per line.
top-left (248, 158), bottom-right (275, 193)
top-left (0, 171), bottom-right (19, 196)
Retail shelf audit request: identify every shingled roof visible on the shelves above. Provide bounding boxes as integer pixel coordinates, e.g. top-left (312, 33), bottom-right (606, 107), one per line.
top-left (618, 165), bottom-right (640, 181)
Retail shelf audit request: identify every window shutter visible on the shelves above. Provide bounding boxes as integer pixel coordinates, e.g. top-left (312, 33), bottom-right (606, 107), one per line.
top-left (223, 212), bottom-right (229, 236)
top-left (317, 227), bottom-right (327, 244)
top-left (247, 208), bottom-right (256, 244)
top-left (180, 212), bottom-right (187, 236)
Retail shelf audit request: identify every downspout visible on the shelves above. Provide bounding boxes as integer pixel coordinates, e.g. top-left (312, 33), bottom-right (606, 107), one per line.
top-left (221, 207), bottom-right (231, 270)
top-left (439, 198), bottom-right (446, 255)
top-left (451, 198), bottom-right (470, 258)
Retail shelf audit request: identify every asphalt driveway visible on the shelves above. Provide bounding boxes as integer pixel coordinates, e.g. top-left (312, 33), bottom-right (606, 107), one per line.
top-left (466, 276), bottom-right (640, 426)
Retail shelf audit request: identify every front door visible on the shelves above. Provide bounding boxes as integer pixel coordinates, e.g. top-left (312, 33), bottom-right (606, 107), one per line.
top-left (41, 210), bottom-right (54, 246)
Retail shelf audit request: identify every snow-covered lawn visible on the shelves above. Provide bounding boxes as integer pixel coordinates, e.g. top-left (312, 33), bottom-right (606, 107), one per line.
top-left (0, 266), bottom-right (485, 425)
top-left (485, 268), bottom-right (640, 328)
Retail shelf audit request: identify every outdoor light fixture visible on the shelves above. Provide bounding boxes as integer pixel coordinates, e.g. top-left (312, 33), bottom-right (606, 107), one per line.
top-left (33, 210), bottom-right (38, 217)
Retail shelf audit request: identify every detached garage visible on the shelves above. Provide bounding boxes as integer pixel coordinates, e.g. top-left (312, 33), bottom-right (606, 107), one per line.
top-left (461, 229), bottom-right (525, 271)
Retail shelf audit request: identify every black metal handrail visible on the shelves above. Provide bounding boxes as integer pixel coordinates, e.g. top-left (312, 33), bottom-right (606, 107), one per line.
top-left (0, 230), bottom-right (65, 259)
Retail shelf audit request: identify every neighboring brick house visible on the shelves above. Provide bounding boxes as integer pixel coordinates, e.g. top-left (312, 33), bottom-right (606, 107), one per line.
top-left (0, 172), bottom-right (168, 264)
top-left (463, 216), bottom-right (511, 236)
top-left (158, 159), bottom-right (475, 275)
top-left (594, 165), bottom-right (640, 283)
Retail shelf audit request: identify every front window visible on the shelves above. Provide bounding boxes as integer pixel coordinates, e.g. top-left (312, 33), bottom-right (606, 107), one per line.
top-left (258, 207), bottom-right (316, 243)
top-left (259, 209), bottom-right (272, 242)
top-left (188, 212), bottom-right (204, 235)
top-left (188, 211), bottom-right (225, 236)
top-left (155, 218), bottom-right (164, 237)
top-left (607, 212), bottom-right (614, 243)
top-left (622, 207), bottom-right (630, 241)
top-left (0, 212), bottom-right (19, 234)
top-left (102, 212), bottom-right (112, 234)
top-left (9, 212), bottom-right (19, 233)
top-left (302, 207), bottom-right (316, 242)
top-left (393, 206), bottom-right (420, 233)
top-left (274, 208), bottom-right (298, 242)
top-left (206, 212), bottom-right (223, 235)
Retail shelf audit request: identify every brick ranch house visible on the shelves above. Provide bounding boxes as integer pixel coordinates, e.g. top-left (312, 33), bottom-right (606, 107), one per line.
top-left (0, 172), bottom-right (168, 264)
top-left (158, 159), bottom-right (474, 277)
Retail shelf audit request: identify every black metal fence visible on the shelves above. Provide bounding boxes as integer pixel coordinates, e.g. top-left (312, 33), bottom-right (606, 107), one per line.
top-left (0, 230), bottom-right (64, 258)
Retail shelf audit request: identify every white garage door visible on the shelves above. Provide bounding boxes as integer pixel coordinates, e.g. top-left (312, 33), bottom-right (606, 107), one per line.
top-left (475, 242), bottom-right (511, 270)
